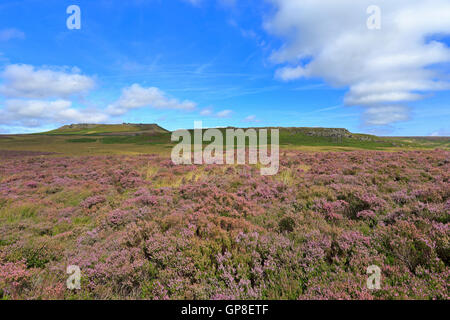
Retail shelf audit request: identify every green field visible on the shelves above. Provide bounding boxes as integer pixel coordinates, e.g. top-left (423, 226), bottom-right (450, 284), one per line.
top-left (0, 124), bottom-right (448, 155)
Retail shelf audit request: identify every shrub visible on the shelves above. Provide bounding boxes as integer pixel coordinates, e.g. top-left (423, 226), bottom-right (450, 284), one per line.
top-left (279, 217), bottom-right (296, 233)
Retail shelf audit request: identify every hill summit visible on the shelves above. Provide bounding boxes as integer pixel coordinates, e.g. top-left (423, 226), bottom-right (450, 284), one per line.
top-left (44, 123), bottom-right (169, 136)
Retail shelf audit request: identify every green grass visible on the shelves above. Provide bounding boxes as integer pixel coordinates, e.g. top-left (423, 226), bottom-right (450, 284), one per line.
top-left (278, 132), bottom-right (392, 150)
top-left (0, 203), bottom-right (40, 223)
top-left (50, 190), bottom-right (91, 207)
top-left (66, 138), bottom-right (98, 143)
top-left (181, 128), bottom-right (449, 150)
top-left (39, 123), bottom-right (169, 135)
top-left (0, 125), bottom-right (448, 156)
top-left (72, 216), bottom-right (93, 226)
top-left (101, 133), bottom-right (172, 145)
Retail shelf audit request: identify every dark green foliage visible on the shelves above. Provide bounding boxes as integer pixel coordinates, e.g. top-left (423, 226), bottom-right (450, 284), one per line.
top-left (279, 217), bottom-right (296, 233)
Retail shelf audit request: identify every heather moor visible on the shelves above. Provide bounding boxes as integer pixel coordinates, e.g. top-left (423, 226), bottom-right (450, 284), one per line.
top-left (0, 1), bottom-right (449, 302)
top-left (0, 127), bottom-right (448, 299)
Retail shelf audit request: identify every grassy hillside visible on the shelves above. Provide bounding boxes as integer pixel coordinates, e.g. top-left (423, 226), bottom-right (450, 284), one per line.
top-left (0, 124), bottom-right (448, 155)
top-left (38, 123), bottom-right (169, 136)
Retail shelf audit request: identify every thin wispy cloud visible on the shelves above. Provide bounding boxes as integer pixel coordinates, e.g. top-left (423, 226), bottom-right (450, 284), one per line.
top-left (199, 107), bottom-right (213, 116)
top-left (182, 0), bottom-right (202, 7)
top-left (215, 109), bottom-right (232, 118)
top-left (198, 107), bottom-right (233, 118)
top-left (244, 115), bottom-right (260, 123)
top-left (293, 83), bottom-right (326, 91)
top-left (430, 128), bottom-right (450, 137)
top-left (0, 28), bottom-right (25, 41)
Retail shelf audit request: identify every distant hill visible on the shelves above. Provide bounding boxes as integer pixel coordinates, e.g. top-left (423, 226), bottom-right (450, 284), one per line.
top-left (39, 123), bottom-right (169, 136)
top-left (31, 123), bottom-right (449, 150)
top-left (223, 126), bottom-right (377, 141)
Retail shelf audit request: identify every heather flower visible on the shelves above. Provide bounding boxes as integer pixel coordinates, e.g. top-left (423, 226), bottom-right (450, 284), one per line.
top-left (0, 258), bottom-right (34, 299)
top-left (25, 181), bottom-right (38, 188)
top-left (0, 149), bottom-right (448, 300)
top-left (356, 210), bottom-right (376, 220)
top-left (80, 195), bottom-right (106, 209)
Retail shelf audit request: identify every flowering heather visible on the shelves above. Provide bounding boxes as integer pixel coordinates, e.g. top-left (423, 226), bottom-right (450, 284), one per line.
top-left (0, 149), bottom-right (448, 299)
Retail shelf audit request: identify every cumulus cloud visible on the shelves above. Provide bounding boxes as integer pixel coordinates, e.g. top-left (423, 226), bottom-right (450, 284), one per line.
top-left (266, 0), bottom-right (450, 126)
top-left (0, 28), bottom-right (25, 41)
top-left (0, 63), bottom-right (105, 128)
top-left (107, 84), bottom-right (197, 116)
top-left (0, 99), bottom-right (108, 126)
top-left (0, 64), bottom-right (95, 98)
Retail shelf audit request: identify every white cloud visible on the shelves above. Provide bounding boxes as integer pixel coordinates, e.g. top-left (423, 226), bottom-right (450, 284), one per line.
top-left (266, 0), bottom-right (450, 125)
top-left (0, 99), bottom-right (108, 126)
top-left (0, 28), bottom-right (25, 41)
top-left (198, 108), bottom-right (233, 118)
top-left (0, 64), bottom-right (95, 98)
top-left (200, 107), bottom-right (213, 116)
top-left (363, 105), bottom-right (410, 126)
top-left (244, 115), bottom-right (260, 123)
top-left (275, 66), bottom-right (306, 81)
top-left (107, 84), bottom-right (197, 116)
top-left (0, 64), bottom-right (107, 128)
top-left (216, 109), bottom-right (232, 118)
top-left (430, 129), bottom-right (450, 137)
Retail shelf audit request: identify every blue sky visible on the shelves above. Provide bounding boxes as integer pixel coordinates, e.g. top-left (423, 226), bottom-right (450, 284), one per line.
top-left (0, 0), bottom-right (449, 136)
